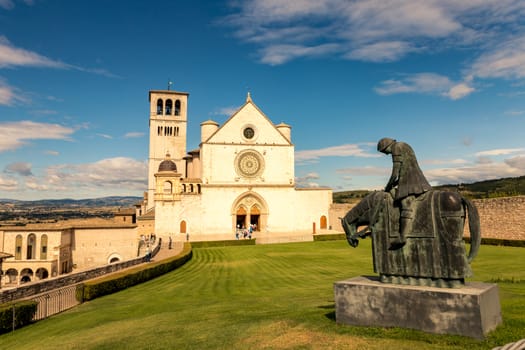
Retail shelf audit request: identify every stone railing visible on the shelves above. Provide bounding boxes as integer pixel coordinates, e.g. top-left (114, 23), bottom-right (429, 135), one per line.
top-left (0, 240), bottom-right (161, 304)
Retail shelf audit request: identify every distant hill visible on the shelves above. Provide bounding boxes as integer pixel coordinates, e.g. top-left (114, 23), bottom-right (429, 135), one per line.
top-left (333, 176), bottom-right (525, 203)
top-left (0, 196), bottom-right (143, 225)
top-left (0, 196), bottom-right (142, 208)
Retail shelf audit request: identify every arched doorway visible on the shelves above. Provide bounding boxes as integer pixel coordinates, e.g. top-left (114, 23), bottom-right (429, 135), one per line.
top-left (36, 268), bottom-right (49, 280)
top-left (250, 205), bottom-right (260, 231)
top-left (320, 215), bottom-right (327, 229)
top-left (236, 207), bottom-right (247, 229)
top-left (231, 192), bottom-right (268, 233)
top-left (6, 269), bottom-right (18, 284)
top-left (180, 220), bottom-right (187, 234)
top-left (20, 268), bottom-right (33, 283)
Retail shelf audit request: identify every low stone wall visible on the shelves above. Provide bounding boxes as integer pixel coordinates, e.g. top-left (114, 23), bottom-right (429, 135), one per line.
top-left (0, 242), bottom-right (160, 304)
top-left (329, 195), bottom-right (525, 241)
top-left (470, 196), bottom-right (525, 240)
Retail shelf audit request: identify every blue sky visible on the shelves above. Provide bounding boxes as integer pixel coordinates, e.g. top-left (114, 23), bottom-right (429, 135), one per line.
top-left (1, 0), bottom-right (525, 200)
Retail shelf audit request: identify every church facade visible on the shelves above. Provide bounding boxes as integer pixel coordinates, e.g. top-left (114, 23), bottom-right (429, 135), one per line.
top-left (140, 89), bottom-right (332, 242)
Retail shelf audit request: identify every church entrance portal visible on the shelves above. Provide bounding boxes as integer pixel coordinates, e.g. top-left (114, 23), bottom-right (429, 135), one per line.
top-left (232, 192), bottom-right (268, 233)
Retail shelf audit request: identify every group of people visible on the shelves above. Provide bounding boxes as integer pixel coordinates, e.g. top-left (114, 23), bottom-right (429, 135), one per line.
top-left (236, 223), bottom-right (256, 240)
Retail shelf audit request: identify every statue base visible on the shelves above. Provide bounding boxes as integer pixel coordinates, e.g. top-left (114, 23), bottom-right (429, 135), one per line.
top-left (334, 276), bottom-right (502, 339)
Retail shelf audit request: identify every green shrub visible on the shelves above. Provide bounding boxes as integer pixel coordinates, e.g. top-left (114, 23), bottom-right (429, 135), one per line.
top-left (191, 239), bottom-right (256, 248)
top-left (0, 300), bottom-right (38, 334)
top-left (464, 237), bottom-right (525, 247)
top-left (80, 243), bottom-right (192, 301)
top-left (313, 233), bottom-right (346, 241)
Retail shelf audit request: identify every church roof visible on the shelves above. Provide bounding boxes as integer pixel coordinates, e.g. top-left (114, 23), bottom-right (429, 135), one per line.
top-left (202, 93), bottom-right (292, 146)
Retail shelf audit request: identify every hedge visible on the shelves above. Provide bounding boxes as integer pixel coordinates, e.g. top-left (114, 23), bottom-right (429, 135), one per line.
top-left (313, 234), bottom-right (346, 241)
top-left (191, 239), bottom-right (256, 248)
top-left (0, 300), bottom-right (38, 334)
top-left (77, 242), bottom-right (193, 302)
top-left (464, 237), bottom-right (525, 248)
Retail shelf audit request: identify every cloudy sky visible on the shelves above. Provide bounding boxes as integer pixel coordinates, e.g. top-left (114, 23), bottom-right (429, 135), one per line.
top-left (1, 0), bottom-right (525, 200)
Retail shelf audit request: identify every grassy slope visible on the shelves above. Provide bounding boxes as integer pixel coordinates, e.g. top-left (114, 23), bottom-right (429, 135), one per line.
top-left (1, 240), bottom-right (524, 350)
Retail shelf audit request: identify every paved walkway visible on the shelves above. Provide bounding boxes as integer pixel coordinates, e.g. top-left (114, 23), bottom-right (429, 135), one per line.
top-left (150, 240), bottom-right (185, 262)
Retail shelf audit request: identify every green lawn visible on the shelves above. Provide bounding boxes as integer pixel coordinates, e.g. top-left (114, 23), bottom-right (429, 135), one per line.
top-left (1, 240), bottom-right (524, 349)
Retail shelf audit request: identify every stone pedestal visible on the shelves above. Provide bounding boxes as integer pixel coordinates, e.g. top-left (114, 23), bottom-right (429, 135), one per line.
top-left (334, 276), bottom-right (502, 339)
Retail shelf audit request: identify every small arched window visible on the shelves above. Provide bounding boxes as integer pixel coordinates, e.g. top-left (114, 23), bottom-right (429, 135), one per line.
top-left (27, 233), bottom-right (36, 260)
top-left (175, 100), bottom-right (181, 116)
top-left (41, 234), bottom-right (48, 260)
top-left (15, 235), bottom-right (22, 260)
top-left (165, 100), bottom-right (173, 115)
top-left (163, 181), bottom-right (173, 194)
top-left (157, 99), bottom-right (163, 115)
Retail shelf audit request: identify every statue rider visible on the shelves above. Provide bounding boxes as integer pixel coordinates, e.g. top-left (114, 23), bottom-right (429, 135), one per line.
top-left (377, 138), bottom-right (432, 249)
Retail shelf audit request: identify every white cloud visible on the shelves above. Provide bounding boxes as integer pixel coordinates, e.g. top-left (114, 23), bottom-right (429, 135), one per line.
top-left (0, 175), bottom-right (18, 190)
top-left (223, 1), bottom-right (525, 65)
top-left (470, 36), bottom-right (525, 80)
top-left (96, 133), bottom-right (113, 139)
top-left (0, 79), bottom-right (30, 106)
top-left (346, 41), bottom-right (414, 62)
top-left (124, 132), bottom-right (144, 138)
top-left (4, 162), bottom-right (33, 176)
top-left (445, 83), bottom-right (475, 100)
top-left (375, 73), bottom-right (447, 93)
top-left (425, 162), bottom-right (523, 185)
top-left (0, 120), bottom-right (75, 152)
top-left (0, 36), bottom-right (118, 78)
top-left (295, 143), bottom-right (379, 162)
top-left (0, 0), bottom-right (14, 10)
top-left (0, 0), bottom-right (33, 10)
top-left (222, 1), bottom-right (525, 100)
top-left (259, 43), bottom-right (340, 65)
top-left (0, 36), bottom-right (69, 69)
top-left (38, 157), bottom-right (147, 192)
top-left (295, 172), bottom-right (321, 188)
top-left (475, 148), bottom-right (525, 157)
top-left (375, 73), bottom-right (476, 99)
top-left (505, 155), bottom-right (525, 170)
top-left (18, 157), bottom-right (147, 197)
top-left (336, 166), bottom-right (389, 176)
top-left (504, 110), bottom-right (525, 116)
top-left (421, 158), bottom-right (468, 166)
top-left (211, 106), bottom-right (240, 116)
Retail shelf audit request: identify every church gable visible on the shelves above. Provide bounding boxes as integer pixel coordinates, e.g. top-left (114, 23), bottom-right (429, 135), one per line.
top-left (205, 100), bottom-right (291, 145)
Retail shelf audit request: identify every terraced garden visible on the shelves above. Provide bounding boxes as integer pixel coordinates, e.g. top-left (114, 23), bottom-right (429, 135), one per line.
top-left (1, 240), bottom-right (524, 349)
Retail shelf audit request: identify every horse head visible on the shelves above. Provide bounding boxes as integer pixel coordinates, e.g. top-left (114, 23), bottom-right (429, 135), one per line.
top-left (341, 191), bottom-right (390, 247)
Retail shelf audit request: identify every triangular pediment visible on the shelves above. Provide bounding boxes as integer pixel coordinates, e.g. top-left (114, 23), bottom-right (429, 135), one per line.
top-left (204, 100), bottom-right (291, 145)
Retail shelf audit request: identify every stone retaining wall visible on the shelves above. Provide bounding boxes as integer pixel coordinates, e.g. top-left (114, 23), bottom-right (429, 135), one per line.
top-left (330, 195), bottom-right (525, 241)
top-left (0, 242), bottom-right (160, 304)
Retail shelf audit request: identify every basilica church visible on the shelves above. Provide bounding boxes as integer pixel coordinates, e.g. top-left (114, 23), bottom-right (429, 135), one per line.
top-left (138, 88), bottom-right (332, 242)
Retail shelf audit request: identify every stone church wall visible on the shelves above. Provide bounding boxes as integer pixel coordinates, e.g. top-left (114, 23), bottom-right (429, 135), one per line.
top-left (329, 195), bottom-right (525, 241)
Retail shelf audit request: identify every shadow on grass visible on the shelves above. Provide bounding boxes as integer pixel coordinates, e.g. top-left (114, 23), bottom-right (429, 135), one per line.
top-left (318, 303), bottom-right (336, 321)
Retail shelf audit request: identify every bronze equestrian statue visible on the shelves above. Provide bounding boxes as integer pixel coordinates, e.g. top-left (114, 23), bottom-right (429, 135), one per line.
top-left (341, 138), bottom-right (481, 288)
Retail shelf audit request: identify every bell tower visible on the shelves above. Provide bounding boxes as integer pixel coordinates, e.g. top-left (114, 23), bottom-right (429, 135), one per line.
top-left (147, 89), bottom-right (189, 210)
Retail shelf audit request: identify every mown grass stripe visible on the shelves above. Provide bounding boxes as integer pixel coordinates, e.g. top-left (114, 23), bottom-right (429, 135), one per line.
top-left (0, 240), bottom-right (523, 350)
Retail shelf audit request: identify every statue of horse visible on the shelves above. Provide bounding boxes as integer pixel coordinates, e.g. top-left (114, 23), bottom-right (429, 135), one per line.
top-left (341, 190), bottom-right (481, 288)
